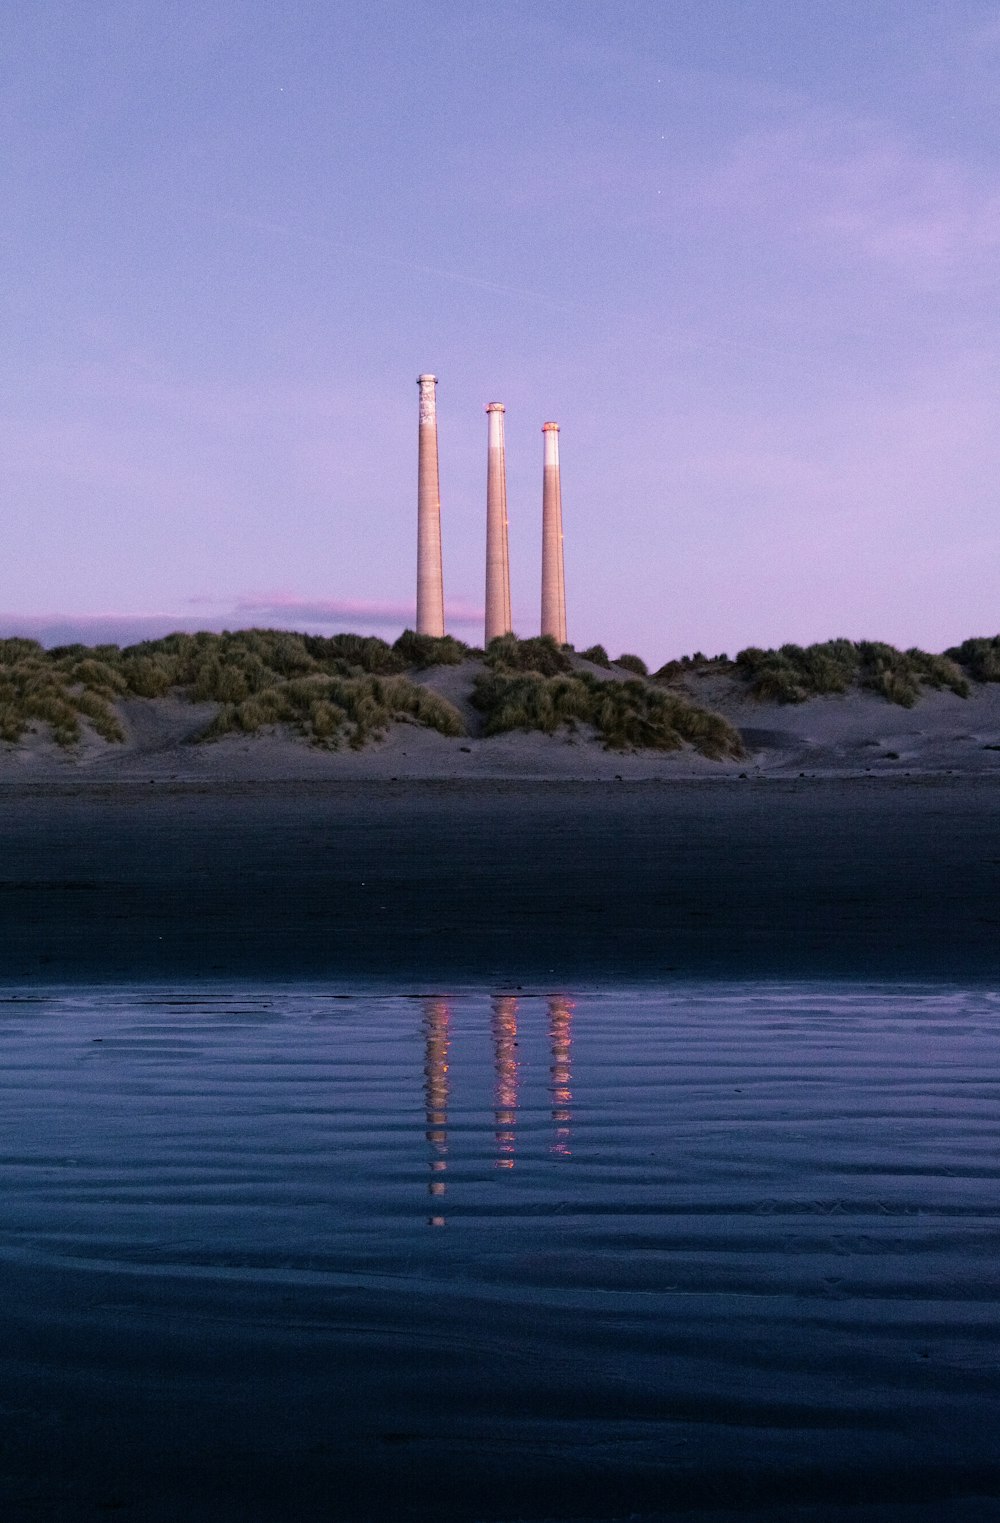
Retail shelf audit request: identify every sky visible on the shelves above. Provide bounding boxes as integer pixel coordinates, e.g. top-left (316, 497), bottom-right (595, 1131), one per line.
top-left (2, 0), bottom-right (999, 664)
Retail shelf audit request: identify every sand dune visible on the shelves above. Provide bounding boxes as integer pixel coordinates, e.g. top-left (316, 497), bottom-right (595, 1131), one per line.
top-left (3, 659), bottom-right (1000, 781)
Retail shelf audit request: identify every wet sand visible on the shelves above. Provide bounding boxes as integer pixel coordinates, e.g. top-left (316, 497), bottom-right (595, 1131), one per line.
top-left (0, 776), bottom-right (998, 983)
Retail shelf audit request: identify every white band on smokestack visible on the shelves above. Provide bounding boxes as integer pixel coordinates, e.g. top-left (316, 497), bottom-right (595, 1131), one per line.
top-left (484, 403), bottom-right (513, 643)
top-left (540, 421), bottom-right (567, 645)
top-left (416, 374), bottom-right (445, 637)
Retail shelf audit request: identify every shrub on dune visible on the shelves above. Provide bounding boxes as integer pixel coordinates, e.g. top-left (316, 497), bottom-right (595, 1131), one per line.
top-left (0, 629), bottom-right (468, 749)
top-left (857, 643), bottom-right (968, 707)
top-left (734, 639), bottom-right (968, 707)
top-left (392, 629), bottom-right (469, 667)
top-left (472, 670), bottom-right (594, 736)
top-left (3, 626), bottom-right (994, 751)
top-left (484, 633), bottom-right (574, 676)
top-left (73, 690), bottom-right (126, 743)
top-left (615, 653), bottom-right (648, 676)
top-left (472, 666), bottom-right (742, 759)
top-left (735, 641), bottom-right (856, 702)
top-left (0, 653), bottom-right (124, 747)
top-left (205, 672), bottom-right (465, 749)
top-left (578, 643), bottom-right (612, 668)
top-left (117, 654), bottom-right (176, 698)
top-left (306, 632), bottom-right (403, 674)
top-left (653, 653), bottom-right (732, 682)
top-left (945, 636), bottom-right (1000, 683)
top-left (0, 638), bottom-right (45, 663)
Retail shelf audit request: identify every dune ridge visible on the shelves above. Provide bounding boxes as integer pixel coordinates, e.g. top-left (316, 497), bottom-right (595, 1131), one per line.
top-left (3, 628), bottom-right (1000, 780)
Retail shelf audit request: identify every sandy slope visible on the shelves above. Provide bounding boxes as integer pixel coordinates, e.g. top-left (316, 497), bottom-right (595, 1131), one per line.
top-left (3, 660), bottom-right (1000, 781)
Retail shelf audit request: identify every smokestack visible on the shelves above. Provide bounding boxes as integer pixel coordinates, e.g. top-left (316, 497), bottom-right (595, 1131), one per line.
top-left (540, 422), bottom-right (567, 645)
top-left (416, 374), bottom-right (445, 637)
top-left (484, 403), bottom-right (512, 643)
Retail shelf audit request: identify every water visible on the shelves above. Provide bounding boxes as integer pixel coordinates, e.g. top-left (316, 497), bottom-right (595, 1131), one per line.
top-left (1, 983), bottom-right (999, 1522)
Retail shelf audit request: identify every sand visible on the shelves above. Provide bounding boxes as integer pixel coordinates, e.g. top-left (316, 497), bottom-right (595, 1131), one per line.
top-left (1, 675), bottom-right (998, 983)
top-left (0, 773), bottom-right (997, 983)
top-left (2, 678), bottom-right (999, 1521)
top-left (3, 665), bottom-right (1000, 781)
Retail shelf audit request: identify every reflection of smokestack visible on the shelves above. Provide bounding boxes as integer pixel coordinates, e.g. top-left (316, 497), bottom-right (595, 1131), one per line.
top-left (417, 375), bottom-right (445, 637)
top-left (484, 403), bottom-right (512, 644)
top-left (422, 998), bottom-right (450, 1226)
top-left (540, 423), bottom-right (567, 645)
top-left (548, 995), bottom-right (575, 1157)
top-left (490, 995), bottom-right (519, 1169)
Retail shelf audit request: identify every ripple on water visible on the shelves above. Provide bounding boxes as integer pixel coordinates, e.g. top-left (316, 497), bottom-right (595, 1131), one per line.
top-left (0, 982), bottom-right (999, 1521)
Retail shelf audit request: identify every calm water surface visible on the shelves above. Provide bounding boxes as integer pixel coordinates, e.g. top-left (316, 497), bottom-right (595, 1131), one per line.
top-left (0, 983), bottom-right (998, 1522)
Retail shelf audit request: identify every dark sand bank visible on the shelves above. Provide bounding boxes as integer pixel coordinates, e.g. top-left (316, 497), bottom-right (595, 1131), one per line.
top-left (1, 776), bottom-right (998, 982)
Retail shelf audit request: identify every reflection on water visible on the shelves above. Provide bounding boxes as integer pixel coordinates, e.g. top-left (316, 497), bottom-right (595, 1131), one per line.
top-left (490, 995), bottom-right (519, 1169)
top-left (2, 984), bottom-right (1000, 1520)
top-left (427, 993), bottom-right (574, 1216)
top-left (422, 997), bottom-right (450, 1226)
top-left (548, 995), bottom-right (574, 1157)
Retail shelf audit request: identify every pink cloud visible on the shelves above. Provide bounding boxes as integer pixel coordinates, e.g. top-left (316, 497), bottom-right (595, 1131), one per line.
top-left (232, 596), bottom-right (482, 625)
top-left (0, 596), bottom-right (484, 649)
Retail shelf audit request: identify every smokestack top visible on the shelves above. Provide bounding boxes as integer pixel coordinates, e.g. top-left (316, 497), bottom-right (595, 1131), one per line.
top-left (417, 373), bottom-right (437, 385)
top-left (485, 402), bottom-right (505, 414)
top-left (542, 421), bottom-right (560, 432)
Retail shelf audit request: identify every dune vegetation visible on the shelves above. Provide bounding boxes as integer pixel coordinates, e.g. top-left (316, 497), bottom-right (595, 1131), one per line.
top-left (944, 636), bottom-right (1000, 684)
top-left (657, 639), bottom-right (975, 708)
top-left (3, 626), bottom-right (1000, 751)
top-left (0, 638), bottom-right (126, 746)
top-left (578, 643), bottom-right (612, 668)
top-left (0, 629), bottom-right (466, 749)
top-left (732, 640), bottom-right (969, 707)
top-left (475, 635), bottom-right (743, 758)
top-left (614, 653), bottom-right (649, 676)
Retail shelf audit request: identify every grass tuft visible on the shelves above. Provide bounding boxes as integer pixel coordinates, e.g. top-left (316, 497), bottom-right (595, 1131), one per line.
top-left (734, 640), bottom-right (968, 706)
top-left (3, 626), bottom-right (997, 751)
top-left (392, 629), bottom-right (470, 668)
top-left (473, 658), bottom-right (742, 759)
top-left (946, 636), bottom-right (1000, 683)
top-left (204, 673), bottom-right (465, 749)
top-left (0, 628), bottom-right (466, 749)
top-left (615, 653), bottom-right (649, 676)
top-left (578, 643), bottom-right (612, 668)
top-left (653, 653), bottom-right (733, 682)
top-left (484, 633), bottom-right (574, 676)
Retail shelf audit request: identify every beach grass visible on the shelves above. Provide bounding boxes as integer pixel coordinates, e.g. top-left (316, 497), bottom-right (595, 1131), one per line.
top-left (391, 629), bottom-right (470, 667)
top-left (472, 668), bottom-right (742, 757)
top-left (945, 636), bottom-right (1000, 683)
top-left (0, 640), bottom-right (125, 746)
top-left (205, 673), bottom-right (465, 749)
top-left (2, 627), bottom-right (998, 750)
top-left (484, 633), bottom-right (575, 676)
top-left (475, 637), bottom-right (742, 757)
top-left (615, 653), bottom-right (649, 676)
top-left (578, 643), bottom-right (612, 668)
top-left (732, 640), bottom-right (969, 706)
top-left (650, 639), bottom-right (970, 707)
top-left (0, 631), bottom-right (465, 748)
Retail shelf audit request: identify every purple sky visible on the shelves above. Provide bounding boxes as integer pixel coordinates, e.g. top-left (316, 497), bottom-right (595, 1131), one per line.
top-left (3, 1), bottom-right (999, 663)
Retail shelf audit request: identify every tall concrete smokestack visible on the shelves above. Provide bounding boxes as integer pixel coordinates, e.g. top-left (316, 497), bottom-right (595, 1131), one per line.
top-left (416, 374), bottom-right (445, 637)
top-left (484, 403), bottom-right (512, 643)
top-left (540, 422), bottom-right (567, 645)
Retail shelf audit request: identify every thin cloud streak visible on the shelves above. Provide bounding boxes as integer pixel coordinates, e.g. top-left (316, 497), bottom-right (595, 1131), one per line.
top-left (1, 597), bottom-right (483, 649)
top-left (231, 596), bottom-right (482, 625)
top-left (224, 212), bottom-right (577, 311)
